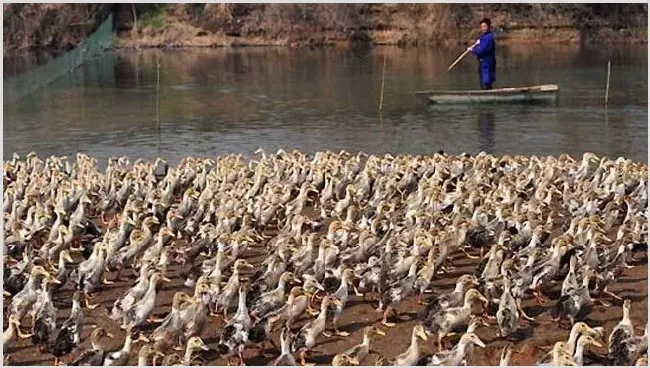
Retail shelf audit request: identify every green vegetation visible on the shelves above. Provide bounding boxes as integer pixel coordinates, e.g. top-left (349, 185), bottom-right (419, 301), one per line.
top-left (138, 4), bottom-right (170, 31)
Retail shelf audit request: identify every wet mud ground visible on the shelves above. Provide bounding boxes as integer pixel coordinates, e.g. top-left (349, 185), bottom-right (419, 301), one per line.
top-left (4, 240), bottom-right (647, 366)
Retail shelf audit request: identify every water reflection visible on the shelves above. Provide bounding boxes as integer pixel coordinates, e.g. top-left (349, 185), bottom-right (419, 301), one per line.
top-left (477, 109), bottom-right (496, 154)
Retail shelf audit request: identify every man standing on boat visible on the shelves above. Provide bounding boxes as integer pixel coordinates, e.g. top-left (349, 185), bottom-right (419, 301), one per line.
top-left (468, 18), bottom-right (496, 90)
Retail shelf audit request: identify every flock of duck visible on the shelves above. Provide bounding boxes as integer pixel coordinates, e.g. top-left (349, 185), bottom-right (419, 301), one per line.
top-left (3, 150), bottom-right (648, 366)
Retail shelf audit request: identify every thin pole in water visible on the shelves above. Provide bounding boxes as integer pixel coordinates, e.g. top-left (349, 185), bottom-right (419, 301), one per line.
top-left (379, 53), bottom-right (387, 112)
top-left (156, 58), bottom-right (161, 154)
top-left (605, 60), bottom-right (611, 106)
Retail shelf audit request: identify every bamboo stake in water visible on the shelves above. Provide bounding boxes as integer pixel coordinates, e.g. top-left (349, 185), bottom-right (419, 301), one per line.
top-left (605, 60), bottom-right (611, 105)
top-left (379, 53), bottom-right (387, 111)
top-left (156, 59), bottom-right (161, 153)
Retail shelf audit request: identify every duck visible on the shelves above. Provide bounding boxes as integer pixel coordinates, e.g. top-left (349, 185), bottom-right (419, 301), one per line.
top-left (536, 322), bottom-right (604, 364)
top-left (496, 274), bottom-right (519, 338)
top-left (215, 290), bottom-right (254, 367)
top-left (611, 325), bottom-right (647, 366)
top-left (123, 271), bottom-right (170, 329)
top-left (151, 292), bottom-right (193, 344)
top-left (50, 291), bottom-right (85, 365)
top-left (414, 247), bottom-right (437, 303)
top-left (573, 334), bottom-right (603, 366)
top-left (181, 280), bottom-right (211, 343)
top-left (251, 271), bottom-right (300, 320)
top-left (273, 327), bottom-right (297, 366)
top-left (608, 299), bottom-right (633, 362)
top-left (75, 241), bottom-right (110, 309)
top-left (291, 296), bottom-right (343, 366)
top-left (3, 314), bottom-right (32, 345)
top-left (69, 327), bottom-right (114, 366)
top-left (423, 332), bottom-right (486, 366)
top-left (551, 267), bottom-right (596, 328)
top-left (378, 261), bottom-right (419, 327)
top-left (216, 259), bottom-right (255, 319)
top-left (561, 255), bottom-right (579, 297)
top-left (9, 265), bottom-right (51, 320)
top-left (30, 273), bottom-right (62, 351)
top-left (385, 324), bottom-right (428, 366)
top-left (110, 263), bottom-right (154, 321)
top-left (271, 286), bottom-right (312, 328)
top-left (167, 336), bottom-right (210, 366)
top-left (332, 326), bottom-right (385, 366)
top-left (425, 288), bottom-right (488, 351)
top-left (248, 314), bottom-right (282, 359)
top-left (137, 344), bottom-right (165, 366)
top-left (104, 326), bottom-right (147, 366)
top-left (542, 341), bottom-right (578, 366)
top-left (326, 268), bottom-right (356, 336)
top-left (421, 274), bottom-right (480, 320)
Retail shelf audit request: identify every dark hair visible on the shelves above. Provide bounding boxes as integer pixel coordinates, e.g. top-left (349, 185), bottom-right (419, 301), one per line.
top-left (480, 18), bottom-right (491, 27)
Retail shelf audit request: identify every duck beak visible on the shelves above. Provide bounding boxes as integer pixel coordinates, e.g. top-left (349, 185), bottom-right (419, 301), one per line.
top-left (417, 331), bottom-right (428, 341)
top-left (201, 344), bottom-right (210, 351)
top-left (475, 337), bottom-right (486, 348)
top-left (161, 275), bottom-right (172, 282)
top-left (64, 253), bottom-right (74, 263)
top-left (375, 329), bottom-right (387, 337)
top-left (106, 332), bottom-right (115, 338)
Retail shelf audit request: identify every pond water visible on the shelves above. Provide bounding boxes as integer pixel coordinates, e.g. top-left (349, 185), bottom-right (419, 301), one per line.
top-left (3, 44), bottom-right (648, 164)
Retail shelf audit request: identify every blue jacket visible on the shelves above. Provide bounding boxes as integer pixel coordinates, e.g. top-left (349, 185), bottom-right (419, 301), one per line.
top-left (471, 30), bottom-right (496, 85)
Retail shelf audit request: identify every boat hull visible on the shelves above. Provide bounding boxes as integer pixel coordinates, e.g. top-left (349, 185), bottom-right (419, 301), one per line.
top-left (415, 84), bottom-right (559, 105)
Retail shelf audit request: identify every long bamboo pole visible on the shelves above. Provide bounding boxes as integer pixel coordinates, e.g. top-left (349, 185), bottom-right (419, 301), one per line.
top-left (605, 60), bottom-right (611, 105)
top-left (447, 40), bottom-right (478, 72)
top-left (379, 53), bottom-right (387, 111)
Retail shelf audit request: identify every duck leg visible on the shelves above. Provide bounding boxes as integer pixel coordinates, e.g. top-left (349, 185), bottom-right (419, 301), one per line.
top-left (603, 288), bottom-right (623, 301)
top-left (334, 327), bottom-right (350, 337)
top-left (300, 350), bottom-right (315, 366)
top-left (381, 307), bottom-right (396, 327)
top-left (532, 289), bottom-right (549, 304)
top-left (437, 333), bottom-right (444, 351)
top-left (598, 299), bottom-right (612, 307)
top-left (352, 285), bottom-right (364, 297)
top-left (518, 305), bottom-right (536, 322)
top-left (84, 294), bottom-right (99, 309)
top-left (238, 352), bottom-right (247, 366)
top-left (460, 248), bottom-right (480, 260)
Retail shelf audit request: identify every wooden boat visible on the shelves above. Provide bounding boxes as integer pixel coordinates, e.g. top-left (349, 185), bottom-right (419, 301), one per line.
top-left (415, 84), bottom-right (559, 104)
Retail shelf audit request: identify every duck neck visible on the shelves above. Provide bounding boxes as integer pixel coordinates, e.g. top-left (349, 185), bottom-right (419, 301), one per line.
top-left (573, 339), bottom-right (585, 365)
top-left (622, 306), bottom-right (630, 323)
top-left (454, 281), bottom-right (466, 294)
top-left (566, 329), bottom-right (580, 355)
top-left (236, 289), bottom-right (248, 316)
top-left (122, 333), bottom-right (133, 353)
top-left (362, 331), bottom-right (372, 346)
top-left (409, 331), bottom-right (420, 353)
top-left (71, 298), bottom-right (82, 317)
top-left (183, 346), bottom-right (195, 364)
top-left (280, 332), bottom-right (292, 355)
top-left (58, 254), bottom-right (67, 271)
top-left (276, 277), bottom-right (288, 296)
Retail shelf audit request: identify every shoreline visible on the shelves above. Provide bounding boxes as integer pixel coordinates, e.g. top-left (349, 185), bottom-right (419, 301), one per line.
top-left (113, 26), bottom-right (647, 50)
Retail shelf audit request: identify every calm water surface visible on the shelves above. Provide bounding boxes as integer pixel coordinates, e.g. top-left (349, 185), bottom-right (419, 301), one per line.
top-left (3, 45), bottom-right (648, 164)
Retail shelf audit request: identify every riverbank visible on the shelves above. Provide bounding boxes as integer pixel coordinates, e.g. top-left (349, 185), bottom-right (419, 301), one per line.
top-left (4, 4), bottom-right (647, 55)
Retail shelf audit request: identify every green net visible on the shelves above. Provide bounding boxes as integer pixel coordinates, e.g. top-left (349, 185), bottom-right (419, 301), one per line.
top-left (3, 13), bottom-right (115, 105)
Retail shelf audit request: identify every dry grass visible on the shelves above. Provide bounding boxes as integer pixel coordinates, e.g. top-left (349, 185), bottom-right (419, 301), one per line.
top-left (4, 4), bottom-right (648, 53)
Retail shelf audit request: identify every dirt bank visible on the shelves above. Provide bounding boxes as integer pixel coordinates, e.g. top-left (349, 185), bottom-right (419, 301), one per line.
top-left (3, 4), bottom-right (648, 55)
